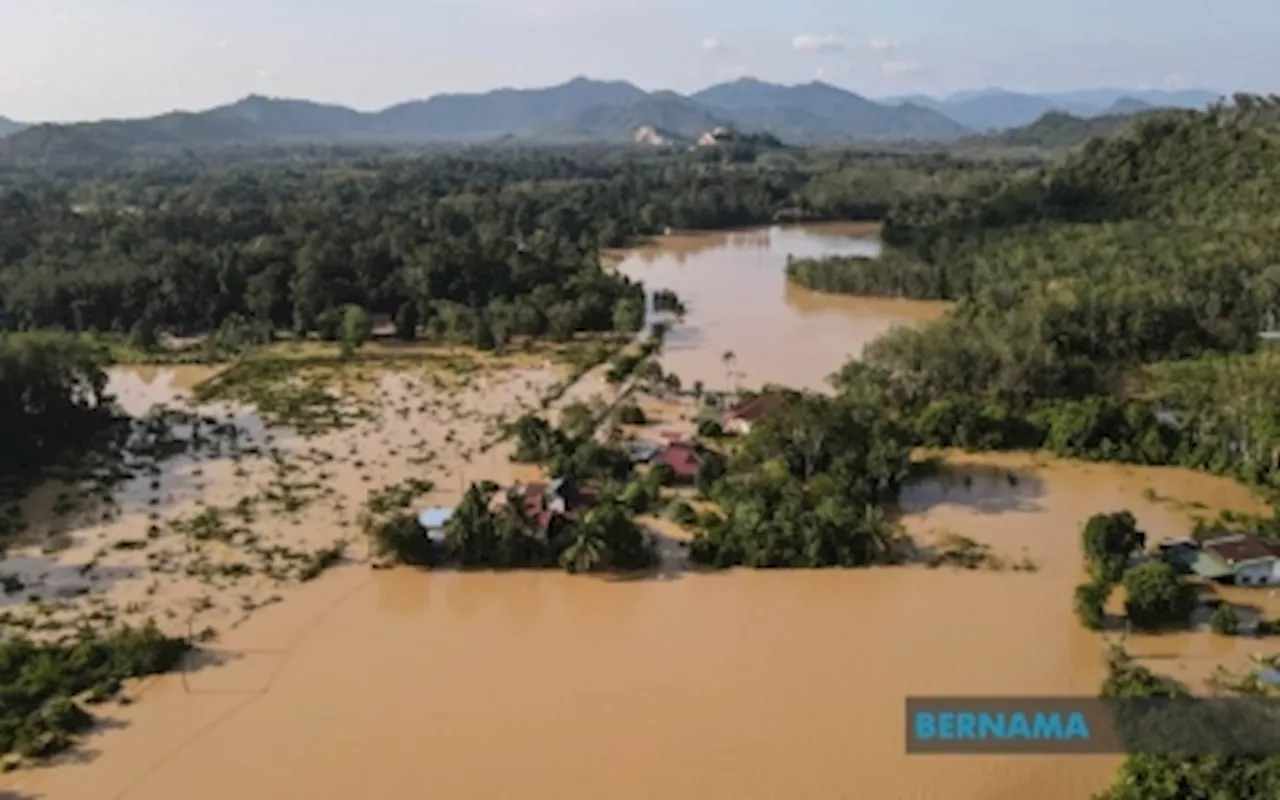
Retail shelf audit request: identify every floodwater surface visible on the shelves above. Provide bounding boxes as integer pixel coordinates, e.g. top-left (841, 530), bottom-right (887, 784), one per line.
top-left (9, 454), bottom-right (1272, 800)
top-left (4, 232), bottom-right (1276, 800)
top-left (615, 223), bottom-right (952, 391)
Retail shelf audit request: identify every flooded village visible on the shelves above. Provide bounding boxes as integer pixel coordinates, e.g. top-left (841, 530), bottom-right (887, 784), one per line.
top-left (3, 225), bottom-right (1278, 800)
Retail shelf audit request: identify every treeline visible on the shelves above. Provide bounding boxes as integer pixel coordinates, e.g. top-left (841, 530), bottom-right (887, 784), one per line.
top-left (1096, 649), bottom-right (1280, 799)
top-left (690, 389), bottom-right (913, 568)
top-left (0, 334), bottom-right (120, 501)
top-left (0, 147), bottom-right (1013, 342)
top-left (791, 99), bottom-right (1280, 490)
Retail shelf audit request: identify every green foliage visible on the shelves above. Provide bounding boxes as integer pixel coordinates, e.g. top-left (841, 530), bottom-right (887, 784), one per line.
top-left (1074, 579), bottom-right (1111, 630)
top-left (1122, 562), bottom-right (1197, 630)
top-left (665, 500), bottom-right (697, 526)
top-left (339, 304), bottom-right (372, 357)
top-left (811, 104), bottom-right (1280, 492)
top-left (0, 333), bottom-right (119, 496)
top-left (1209, 603), bottom-right (1240, 636)
top-left (690, 391), bottom-right (913, 568)
top-left (616, 403), bottom-right (647, 425)
top-left (1096, 647), bottom-right (1280, 800)
top-left (1082, 511), bottom-right (1146, 584)
top-left (367, 512), bottom-right (435, 567)
top-left (0, 623), bottom-right (189, 758)
top-left (695, 418), bottom-right (724, 438)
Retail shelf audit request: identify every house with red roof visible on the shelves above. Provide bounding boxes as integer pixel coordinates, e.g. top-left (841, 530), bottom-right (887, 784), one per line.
top-left (503, 478), bottom-right (599, 537)
top-left (654, 440), bottom-right (703, 483)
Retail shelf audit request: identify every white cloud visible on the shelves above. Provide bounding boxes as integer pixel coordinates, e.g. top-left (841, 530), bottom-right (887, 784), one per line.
top-left (212, 39), bottom-right (230, 50)
top-left (881, 60), bottom-right (922, 75)
top-left (701, 38), bottom-right (727, 54)
top-left (867, 36), bottom-right (902, 52)
top-left (1163, 72), bottom-right (1187, 89)
top-left (792, 34), bottom-right (845, 53)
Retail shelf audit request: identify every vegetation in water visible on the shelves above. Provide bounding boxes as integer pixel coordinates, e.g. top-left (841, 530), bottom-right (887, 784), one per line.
top-left (0, 623), bottom-right (189, 760)
top-left (689, 389), bottom-right (915, 568)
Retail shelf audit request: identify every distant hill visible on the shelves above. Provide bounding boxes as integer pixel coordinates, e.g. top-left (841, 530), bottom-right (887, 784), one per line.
top-left (0, 78), bottom-right (1228, 165)
top-left (376, 76), bottom-right (648, 140)
top-left (954, 108), bottom-right (1177, 154)
top-left (539, 92), bottom-right (729, 143)
top-left (881, 87), bottom-right (1220, 131)
top-left (1102, 97), bottom-right (1155, 116)
top-left (0, 117), bottom-right (23, 138)
top-left (693, 78), bottom-right (971, 142)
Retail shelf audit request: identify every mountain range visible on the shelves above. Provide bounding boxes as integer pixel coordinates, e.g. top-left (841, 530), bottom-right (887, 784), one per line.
top-left (0, 78), bottom-right (1222, 163)
top-left (880, 87), bottom-right (1220, 131)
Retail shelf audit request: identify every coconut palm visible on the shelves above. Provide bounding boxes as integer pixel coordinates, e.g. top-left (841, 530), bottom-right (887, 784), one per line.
top-left (860, 505), bottom-right (900, 562)
top-left (721, 350), bottom-right (736, 392)
top-left (559, 522), bottom-right (609, 574)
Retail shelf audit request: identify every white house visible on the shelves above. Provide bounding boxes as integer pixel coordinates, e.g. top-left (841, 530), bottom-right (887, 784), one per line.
top-left (1202, 535), bottom-right (1280, 586)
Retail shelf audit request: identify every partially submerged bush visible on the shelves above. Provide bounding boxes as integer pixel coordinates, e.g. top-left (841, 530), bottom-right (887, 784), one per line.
top-left (0, 623), bottom-right (189, 759)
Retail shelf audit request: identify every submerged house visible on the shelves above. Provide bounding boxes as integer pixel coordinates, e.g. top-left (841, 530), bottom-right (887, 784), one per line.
top-left (723, 393), bottom-right (785, 435)
top-left (503, 478), bottom-right (599, 537)
top-left (1201, 535), bottom-right (1280, 586)
top-left (1164, 535), bottom-right (1280, 586)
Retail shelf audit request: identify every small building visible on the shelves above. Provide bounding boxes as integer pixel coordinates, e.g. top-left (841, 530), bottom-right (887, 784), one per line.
top-left (628, 440), bottom-right (662, 463)
top-left (417, 507), bottom-right (455, 544)
top-left (654, 441), bottom-right (703, 483)
top-left (723, 393), bottom-right (785, 435)
top-left (504, 479), bottom-right (599, 537)
top-left (1201, 535), bottom-right (1280, 586)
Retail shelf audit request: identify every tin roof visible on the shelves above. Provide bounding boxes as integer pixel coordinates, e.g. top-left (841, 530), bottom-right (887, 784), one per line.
top-left (1202, 535), bottom-right (1280, 565)
top-left (417, 507), bottom-right (454, 529)
top-left (1187, 550), bottom-right (1236, 580)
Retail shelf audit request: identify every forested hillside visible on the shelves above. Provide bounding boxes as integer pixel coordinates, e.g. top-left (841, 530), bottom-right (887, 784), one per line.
top-left (791, 96), bottom-right (1280, 490)
top-left (0, 148), bottom-right (1007, 340)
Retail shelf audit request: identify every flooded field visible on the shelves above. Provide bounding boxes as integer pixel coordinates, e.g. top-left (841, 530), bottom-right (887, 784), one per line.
top-left (7, 451), bottom-right (1271, 800)
top-left (3, 226), bottom-right (1276, 799)
top-left (615, 223), bottom-right (952, 391)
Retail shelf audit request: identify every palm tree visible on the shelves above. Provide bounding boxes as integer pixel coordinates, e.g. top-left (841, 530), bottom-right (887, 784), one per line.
top-left (860, 505), bottom-right (900, 563)
top-left (559, 522), bottom-right (609, 574)
top-left (721, 350), bottom-right (736, 393)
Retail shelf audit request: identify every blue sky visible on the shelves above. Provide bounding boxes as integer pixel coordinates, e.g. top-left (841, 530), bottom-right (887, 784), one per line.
top-left (3, 0), bottom-right (1277, 121)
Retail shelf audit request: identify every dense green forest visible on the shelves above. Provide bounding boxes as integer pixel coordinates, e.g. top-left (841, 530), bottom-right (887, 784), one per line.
top-left (0, 147), bottom-right (1009, 343)
top-left (690, 389), bottom-right (913, 568)
top-left (791, 97), bottom-right (1280, 490)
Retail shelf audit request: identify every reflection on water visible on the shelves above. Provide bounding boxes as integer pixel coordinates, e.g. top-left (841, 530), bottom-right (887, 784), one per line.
top-left (616, 223), bottom-right (951, 391)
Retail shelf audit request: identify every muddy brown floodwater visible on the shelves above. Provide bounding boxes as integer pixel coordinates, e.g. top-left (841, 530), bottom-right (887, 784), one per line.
top-left (5, 228), bottom-right (1277, 800)
top-left (615, 223), bottom-right (952, 391)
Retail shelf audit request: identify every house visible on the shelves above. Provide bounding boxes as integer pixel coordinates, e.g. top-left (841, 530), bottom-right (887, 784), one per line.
top-left (723, 393), bottom-right (785, 435)
top-left (654, 440), bottom-right (703, 483)
top-left (416, 507), bottom-right (455, 544)
top-left (1201, 535), bottom-right (1280, 586)
top-left (504, 479), bottom-right (599, 536)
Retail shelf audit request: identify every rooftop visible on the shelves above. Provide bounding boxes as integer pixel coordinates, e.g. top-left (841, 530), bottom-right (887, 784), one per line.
top-left (417, 507), bottom-right (455, 529)
top-left (656, 441), bottom-right (702, 478)
top-left (1202, 534), bottom-right (1280, 564)
top-left (724, 393), bottom-right (785, 423)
